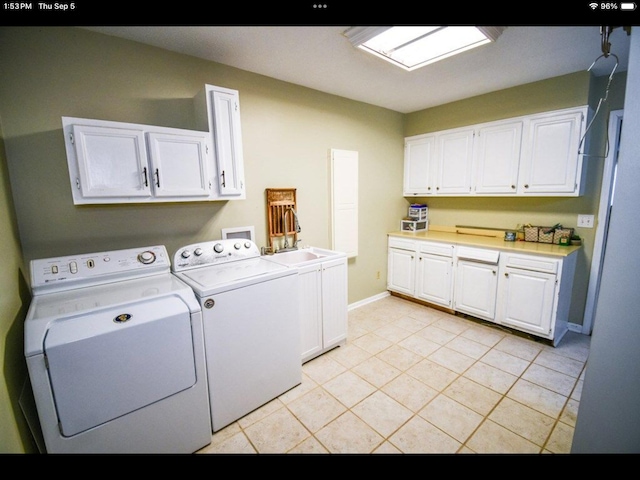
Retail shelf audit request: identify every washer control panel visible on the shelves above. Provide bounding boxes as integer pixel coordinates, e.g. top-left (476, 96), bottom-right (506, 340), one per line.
top-left (30, 245), bottom-right (170, 294)
top-left (172, 239), bottom-right (260, 271)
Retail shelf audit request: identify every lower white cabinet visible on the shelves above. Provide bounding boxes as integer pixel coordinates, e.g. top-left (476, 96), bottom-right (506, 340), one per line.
top-left (415, 241), bottom-right (454, 308)
top-left (387, 236), bottom-right (578, 346)
top-left (298, 257), bottom-right (348, 363)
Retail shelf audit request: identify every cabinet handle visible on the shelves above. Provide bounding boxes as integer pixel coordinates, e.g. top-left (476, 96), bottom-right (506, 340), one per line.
top-left (511, 185), bottom-right (515, 189)
top-left (524, 184), bottom-right (529, 189)
top-left (492, 270), bottom-right (496, 275)
top-left (142, 167), bottom-right (149, 187)
top-left (504, 272), bottom-right (509, 277)
top-left (154, 168), bottom-right (160, 188)
top-left (221, 170), bottom-right (226, 187)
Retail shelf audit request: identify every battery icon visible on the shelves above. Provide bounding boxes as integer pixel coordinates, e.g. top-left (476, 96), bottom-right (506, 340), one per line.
top-left (621, 2), bottom-right (637, 9)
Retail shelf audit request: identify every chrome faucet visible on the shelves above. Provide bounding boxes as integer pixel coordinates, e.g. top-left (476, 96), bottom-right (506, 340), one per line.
top-left (281, 207), bottom-right (301, 252)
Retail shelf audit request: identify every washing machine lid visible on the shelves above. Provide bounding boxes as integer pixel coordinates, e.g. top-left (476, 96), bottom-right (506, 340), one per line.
top-left (43, 295), bottom-right (197, 437)
top-left (175, 257), bottom-right (295, 297)
top-left (25, 273), bottom-right (199, 357)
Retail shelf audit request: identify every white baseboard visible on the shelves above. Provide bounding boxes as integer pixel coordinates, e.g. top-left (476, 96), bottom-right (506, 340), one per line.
top-left (568, 322), bottom-right (585, 334)
top-left (348, 291), bottom-right (390, 311)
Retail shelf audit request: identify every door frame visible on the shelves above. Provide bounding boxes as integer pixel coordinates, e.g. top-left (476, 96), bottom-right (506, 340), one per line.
top-left (582, 108), bottom-right (623, 335)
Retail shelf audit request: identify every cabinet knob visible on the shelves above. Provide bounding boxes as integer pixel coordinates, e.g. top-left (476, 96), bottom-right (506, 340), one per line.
top-left (524, 184), bottom-right (529, 189)
top-left (511, 185), bottom-right (515, 189)
top-left (504, 272), bottom-right (509, 277)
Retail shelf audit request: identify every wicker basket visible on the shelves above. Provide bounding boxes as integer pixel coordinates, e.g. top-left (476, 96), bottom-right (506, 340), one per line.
top-left (553, 228), bottom-right (574, 244)
top-left (538, 227), bottom-right (554, 243)
top-left (524, 226), bottom-right (539, 242)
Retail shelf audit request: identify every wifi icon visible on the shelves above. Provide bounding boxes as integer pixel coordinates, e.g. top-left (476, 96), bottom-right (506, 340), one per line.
top-left (589, 2), bottom-right (599, 8)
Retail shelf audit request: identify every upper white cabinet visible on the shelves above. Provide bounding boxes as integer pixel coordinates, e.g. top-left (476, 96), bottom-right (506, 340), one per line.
top-left (518, 108), bottom-right (586, 195)
top-left (63, 117), bottom-right (212, 204)
top-left (194, 84), bottom-right (246, 199)
top-left (436, 128), bottom-right (475, 195)
top-left (403, 106), bottom-right (588, 197)
top-left (474, 120), bottom-right (523, 194)
top-left (403, 134), bottom-right (435, 196)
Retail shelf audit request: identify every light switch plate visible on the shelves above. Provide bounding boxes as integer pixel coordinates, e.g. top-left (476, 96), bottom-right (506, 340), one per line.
top-left (577, 214), bottom-right (595, 228)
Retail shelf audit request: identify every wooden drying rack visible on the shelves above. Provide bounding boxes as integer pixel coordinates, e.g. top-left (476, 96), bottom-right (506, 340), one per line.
top-left (266, 188), bottom-right (297, 250)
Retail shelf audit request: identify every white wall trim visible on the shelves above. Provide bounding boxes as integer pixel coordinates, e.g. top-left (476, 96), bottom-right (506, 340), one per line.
top-left (348, 291), bottom-right (390, 311)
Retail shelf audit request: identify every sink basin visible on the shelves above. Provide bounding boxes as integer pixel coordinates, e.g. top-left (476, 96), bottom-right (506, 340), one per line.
top-left (265, 247), bottom-right (344, 267)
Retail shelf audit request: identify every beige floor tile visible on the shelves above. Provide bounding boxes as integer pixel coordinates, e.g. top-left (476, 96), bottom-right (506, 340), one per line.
top-left (197, 423), bottom-right (256, 454)
top-left (428, 345), bottom-right (476, 374)
top-left (522, 363), bottom-right (578, 396)
top-left (559, 397), bottom-right (580, 427)
top-left (548, 331), bottom-right (591, 363)
top-left (406, 358), bottom-right (459, 392)
top-left (418, 394), bottom-right (483, 443)
top-left (460, 324), bottom-right (506, 347)
top-left (392, 314), bottom-right (432, 332)
top-left (480, 348), bottom-right (531, 376)
top-left (351, 390), bottom-right (413, 437)
top-left (237, 397), bottom-right (284, 429)
top-left (287, 386), bottom-right (347, 433)
top-left (534, 349), bottom-right (585, 377)
top-left (315, 411), bottom-right (384, 453)
top-left (288, 436), bottom-right (329, 453)
top-left (381, 373), bottom-right (439, 412)
top-left (278, 373), bottom-right (318, 404)
top-left (352, 332), bottom-right (394, 355)
top-left (446, 335), bottom-right (492, 360)
top-left (545, 420), bottom-right (575, 453)
top-left (431, 315), bottom-right (472, 335)
top-left (443, 376), bottom-right (502, 416)
top-left (466, 419), bottom-right (540, 453)
top-left (302, 354), bottom-right (348, 384)
top-left (571, 377), bottom-right (584, 401)
top-left (326, 342), bottom-right (372, 369)
top-left (244, 407), bottom-right (311, 453)
top-left (322, 370), bottom-right (376, 408)
top-left (374, 323), bottom-right (414, 343)
top-left (398, 333), bottom-right (441, 357)
top-left (488, 397), bottom-right (555, 446)
top-left (351, 355), bottom-right (401, 388)
top-left (388, 415), bottom-right (461, 453)
top-left (507, 378), bottom-right (568, 418)
top-left (494, 335), bottom-right (543, 361)
top-left (463, 361), bottom-right (518, 394)
top-left (416, 324), bottom-right (458, 345)
top-left (372, 441), bottom-right (402, 453)
top-left (375, 344), bottom-right (423, 371)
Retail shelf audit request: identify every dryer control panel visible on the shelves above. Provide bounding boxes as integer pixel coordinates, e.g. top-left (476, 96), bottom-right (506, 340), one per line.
top-left (30, 245), bottom-right (170, 294)
top-left (172, 239), bottom-right (260, 271)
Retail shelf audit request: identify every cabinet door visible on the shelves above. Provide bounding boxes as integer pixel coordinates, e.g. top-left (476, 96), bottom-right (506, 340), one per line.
top-left (518, 109), bottom-right (585, 194)
top-left (416, 253), bottom-right (453, 307)
top-left (321, 258), bottom-right (348, 350)
top-left (297, 264), bottom-right (323, 363)
top-left (404, 135), bottom-right (436, 196)
top-left (387, 248), bottom-right (415, 295)
top-left (454, 260), bottom-right (499, 321)
top-left (146, 131), bottom-right (211, 198)
top-left (499, 267), bottom-right (556, 337)
top-left (435, 128), bottom-right (474, 195)
top-left (474, 121), bottom-right (522, 194)
top-left (71, 124), bottom-right (150, 199)
top-left (211, 89), bottom-right (245, 197)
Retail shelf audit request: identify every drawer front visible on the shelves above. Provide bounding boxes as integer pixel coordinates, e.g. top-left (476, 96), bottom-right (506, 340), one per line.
top-left (389, 237), bottom-right (417, 251)
top-left (504, 253), bottom-right (559, 274)
top-left (418, 241), bottom-right (454, 257)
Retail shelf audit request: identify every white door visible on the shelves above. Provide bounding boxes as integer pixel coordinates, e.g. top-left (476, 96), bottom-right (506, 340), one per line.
top-left (404, 135), bottom-right (435, 196)
top-left (321, 258), bottom-right (348, 349)
top-left (146, 131), bottom-right (210, 198)
top-left (416, 253), bottom-right (453, 308)
top-left (474, 121), bottom-right (522, 194)
top-left (454, 260), bottom-right (499, 321)
top-left (499, 267), bottom-right (556, 337)
top-left (519, 109), bottom-right (584, 194)
top-left (297, 264), bottom-right (323, 363)
top-left (72, 124), bottom-right (150, 199)
top-left (387, 248), bottom-right (415, 295)
top-left (435, 128), bottom-right (474, 194)
top-left (211, 89), bottom-right (245, 196)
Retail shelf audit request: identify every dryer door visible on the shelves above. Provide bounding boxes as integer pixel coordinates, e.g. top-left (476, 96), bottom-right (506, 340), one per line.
top-left (44, 296), bottom-right (196, 437)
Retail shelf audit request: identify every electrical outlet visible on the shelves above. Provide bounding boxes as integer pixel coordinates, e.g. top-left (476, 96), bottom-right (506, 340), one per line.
top-left (577, 214), bottom-right (595, 228)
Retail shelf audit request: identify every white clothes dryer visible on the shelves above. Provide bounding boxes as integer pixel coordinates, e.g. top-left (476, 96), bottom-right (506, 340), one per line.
top-left (172, 239), bottom-right (301, 432)
top-left (24, 245), bottom-right (212, 454)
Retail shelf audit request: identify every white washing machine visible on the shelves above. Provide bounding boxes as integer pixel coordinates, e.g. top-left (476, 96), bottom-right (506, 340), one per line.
top-left (172, 239), bottom-right (301, 432)
top-left (24, 245), bottom-right (212, 454)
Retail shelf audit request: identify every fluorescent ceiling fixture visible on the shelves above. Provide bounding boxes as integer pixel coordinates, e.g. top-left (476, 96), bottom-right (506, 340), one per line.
top-left (344, 26), bottom-right (506, 71)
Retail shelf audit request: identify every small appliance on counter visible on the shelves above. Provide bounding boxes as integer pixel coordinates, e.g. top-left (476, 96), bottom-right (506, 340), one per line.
top-left (401, 203), bottom-right (428, 232)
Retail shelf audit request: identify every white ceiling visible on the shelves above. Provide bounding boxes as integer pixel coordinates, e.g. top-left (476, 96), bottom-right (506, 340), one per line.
top-left (82, 26), bottom-right (631, 114)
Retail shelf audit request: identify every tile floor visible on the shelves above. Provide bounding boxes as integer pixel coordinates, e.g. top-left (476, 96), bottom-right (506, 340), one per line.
top-left (197, 294), bottom-right (590, 454)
